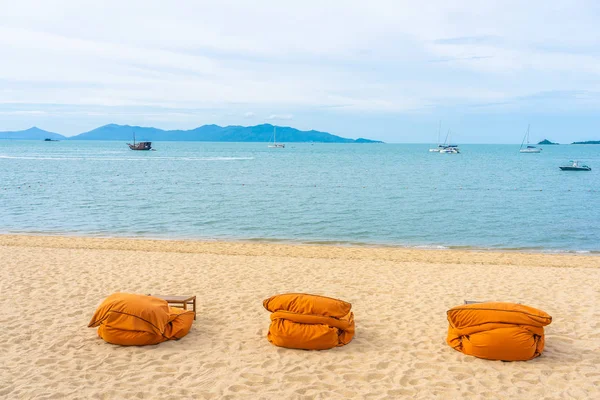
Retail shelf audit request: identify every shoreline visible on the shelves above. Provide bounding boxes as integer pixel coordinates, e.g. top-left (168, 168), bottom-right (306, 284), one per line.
top-left (1, 231), bottom-right (599, 256)
top-left (1, 234), bottom-right (599, 269)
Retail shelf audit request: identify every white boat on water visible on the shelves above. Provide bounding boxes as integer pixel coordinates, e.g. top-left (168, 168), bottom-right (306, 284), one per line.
top-left (440, 146), bottom-right (460, 154)
top-left (520, 125), bottom-right (542, 153)
top-left (559, 160), bottom-right (591, 171)
top-left (438, 130), bottom-right (460, 153)
top-left (429, 121), bottom-right (442, 152)
top-left (267, 126), bottom-right (285, 148)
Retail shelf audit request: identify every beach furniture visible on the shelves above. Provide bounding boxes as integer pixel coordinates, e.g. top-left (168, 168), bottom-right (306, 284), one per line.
top-left (446, 302), bottom-right (552, 361)
top-left (150, 295), bottom-right (196, 320)
top-left (263, 293), bottom-right (355, 350)
top-left (88, 293), bottom-right (194, 346)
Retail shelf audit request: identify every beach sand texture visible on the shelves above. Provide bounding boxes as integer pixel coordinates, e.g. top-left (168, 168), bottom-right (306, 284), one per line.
top-left (1, 235), bottom-right (599, 399)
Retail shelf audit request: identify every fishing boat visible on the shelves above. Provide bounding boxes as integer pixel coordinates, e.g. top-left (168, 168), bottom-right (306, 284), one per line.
top-left (127, 131), bottom-right (152, 151)
top-left (128, 141), bottom-right (152, 150)
top-left (267, 126), bottom-right (285, 148)
top-left (559, 161), bottom-right (591, 171)
top-left (519, 125), bottom-right (542, 153)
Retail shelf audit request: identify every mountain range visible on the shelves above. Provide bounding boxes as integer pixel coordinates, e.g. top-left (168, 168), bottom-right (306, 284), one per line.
top-left (0, 124), bottom-right (382, 143)
top-left (0, 127), bottom-right (65, 140)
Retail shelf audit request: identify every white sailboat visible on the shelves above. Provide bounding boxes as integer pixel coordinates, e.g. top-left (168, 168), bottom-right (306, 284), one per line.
top-left (519, 125), bottom-right (542, 153)
top-left (439, 130), bottom-right (460, 153)
top-left (429, 121), bottom-right (442, 152)
top-left (267, 126), bottom-right (285, 148)
top-left (439, 146), bottom-right (459, 154)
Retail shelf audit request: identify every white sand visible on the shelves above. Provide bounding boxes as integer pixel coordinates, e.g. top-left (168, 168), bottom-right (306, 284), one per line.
top-left (1, 235), bottom-right (599, 399)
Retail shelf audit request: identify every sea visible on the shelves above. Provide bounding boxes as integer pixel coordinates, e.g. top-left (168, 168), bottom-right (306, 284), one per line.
top-left (1, 140), bottom-right (598, 253)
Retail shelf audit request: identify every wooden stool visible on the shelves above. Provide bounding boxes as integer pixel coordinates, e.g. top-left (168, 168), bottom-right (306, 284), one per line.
top-left (151, 295), bottom-right (197, 320)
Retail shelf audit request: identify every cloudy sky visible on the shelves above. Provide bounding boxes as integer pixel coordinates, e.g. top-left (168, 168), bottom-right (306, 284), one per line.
top-left (1, 0), bottom-right (599, 143)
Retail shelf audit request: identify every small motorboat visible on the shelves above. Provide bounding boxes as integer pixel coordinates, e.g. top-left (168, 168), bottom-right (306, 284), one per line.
top-left (560, 161), bottom-right (591, 171)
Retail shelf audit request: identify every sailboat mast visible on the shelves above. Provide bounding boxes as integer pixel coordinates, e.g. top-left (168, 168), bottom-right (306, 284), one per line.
top-left (520, 125), bottom-right (529, 149)
top-left (437, 120), bottom-right (441, 145)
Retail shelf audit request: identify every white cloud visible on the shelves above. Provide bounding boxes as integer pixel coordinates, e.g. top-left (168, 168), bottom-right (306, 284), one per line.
top-left (267, 114), bottom-right (293, 121)
top-left (0, 110), bottom-right (47, 115)
top-left (0, 0), bottom-right (599, 125)
top-left (243, 112), bottom-right (255, 118)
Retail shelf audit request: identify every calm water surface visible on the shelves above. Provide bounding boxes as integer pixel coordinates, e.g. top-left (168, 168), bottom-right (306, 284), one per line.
top-left (1, 140), bottom-right (599, 252)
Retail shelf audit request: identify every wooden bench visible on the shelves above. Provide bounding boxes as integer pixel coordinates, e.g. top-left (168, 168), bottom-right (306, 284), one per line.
top-left (151, 295), bottom-right (197, 320)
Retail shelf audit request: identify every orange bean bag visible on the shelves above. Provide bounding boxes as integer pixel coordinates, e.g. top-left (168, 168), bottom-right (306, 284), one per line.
top-left (88, 293), bottom-right (194, 346)
top-left (446, 302), bottom-right (552, 361)
top-left (263, 293), bottom-right (355, 350)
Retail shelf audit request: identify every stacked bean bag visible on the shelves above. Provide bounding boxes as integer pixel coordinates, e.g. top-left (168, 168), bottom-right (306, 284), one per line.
top-left (263, 293), bottom-right (355, 350)
top-left (446, 302), bottom-right (552, 361)
top-left (88, 293), bottom-right (194, 346)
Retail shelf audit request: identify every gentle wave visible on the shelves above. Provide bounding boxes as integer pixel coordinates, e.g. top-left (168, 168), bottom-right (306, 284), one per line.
top-left (3, 229), bottom-right (598, 255)
top-left (1, 141), bottom-right (599, 252)
top-left (0, 155), bottom-right (254, 161)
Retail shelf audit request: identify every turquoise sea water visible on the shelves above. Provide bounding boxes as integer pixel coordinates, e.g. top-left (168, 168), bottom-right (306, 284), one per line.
top-left (1, 140), bottom-right (598, 252)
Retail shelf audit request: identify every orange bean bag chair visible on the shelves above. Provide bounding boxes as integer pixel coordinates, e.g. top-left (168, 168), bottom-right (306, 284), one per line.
top-left (88, 293), bottom-right (194, 346)
top-left (446, 302), bottom-right (552, 361)
top-left (263, 293), bottom-right (355, 350)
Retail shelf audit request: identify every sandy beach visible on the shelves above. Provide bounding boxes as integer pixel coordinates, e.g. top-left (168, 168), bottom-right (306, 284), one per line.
top-left (1, 234), bottom-right (599, 399)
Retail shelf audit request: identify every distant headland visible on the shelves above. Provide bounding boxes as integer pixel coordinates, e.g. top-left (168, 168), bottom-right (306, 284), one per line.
top-left (537, 139), bottom-right (600, 145)
top-left (0, 124), bottom-right (382, 143)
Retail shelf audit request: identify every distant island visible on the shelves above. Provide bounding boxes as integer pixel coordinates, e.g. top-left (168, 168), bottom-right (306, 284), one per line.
top-left (537, 139), bottom-right (559, 145)
top-left (572, 140), bottom-right (600, 144)
top-left (0, 127), bottom-right (65, 140)
top-left (0, 124), bottom-right (382, 143)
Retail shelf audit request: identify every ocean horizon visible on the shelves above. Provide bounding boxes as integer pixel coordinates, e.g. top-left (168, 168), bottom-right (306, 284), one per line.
top-left (1, 140), bottom-right (598, 253)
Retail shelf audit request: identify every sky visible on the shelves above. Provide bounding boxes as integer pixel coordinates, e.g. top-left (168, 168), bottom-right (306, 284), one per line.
top-left (0, 0), bottom-right (599, 143)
